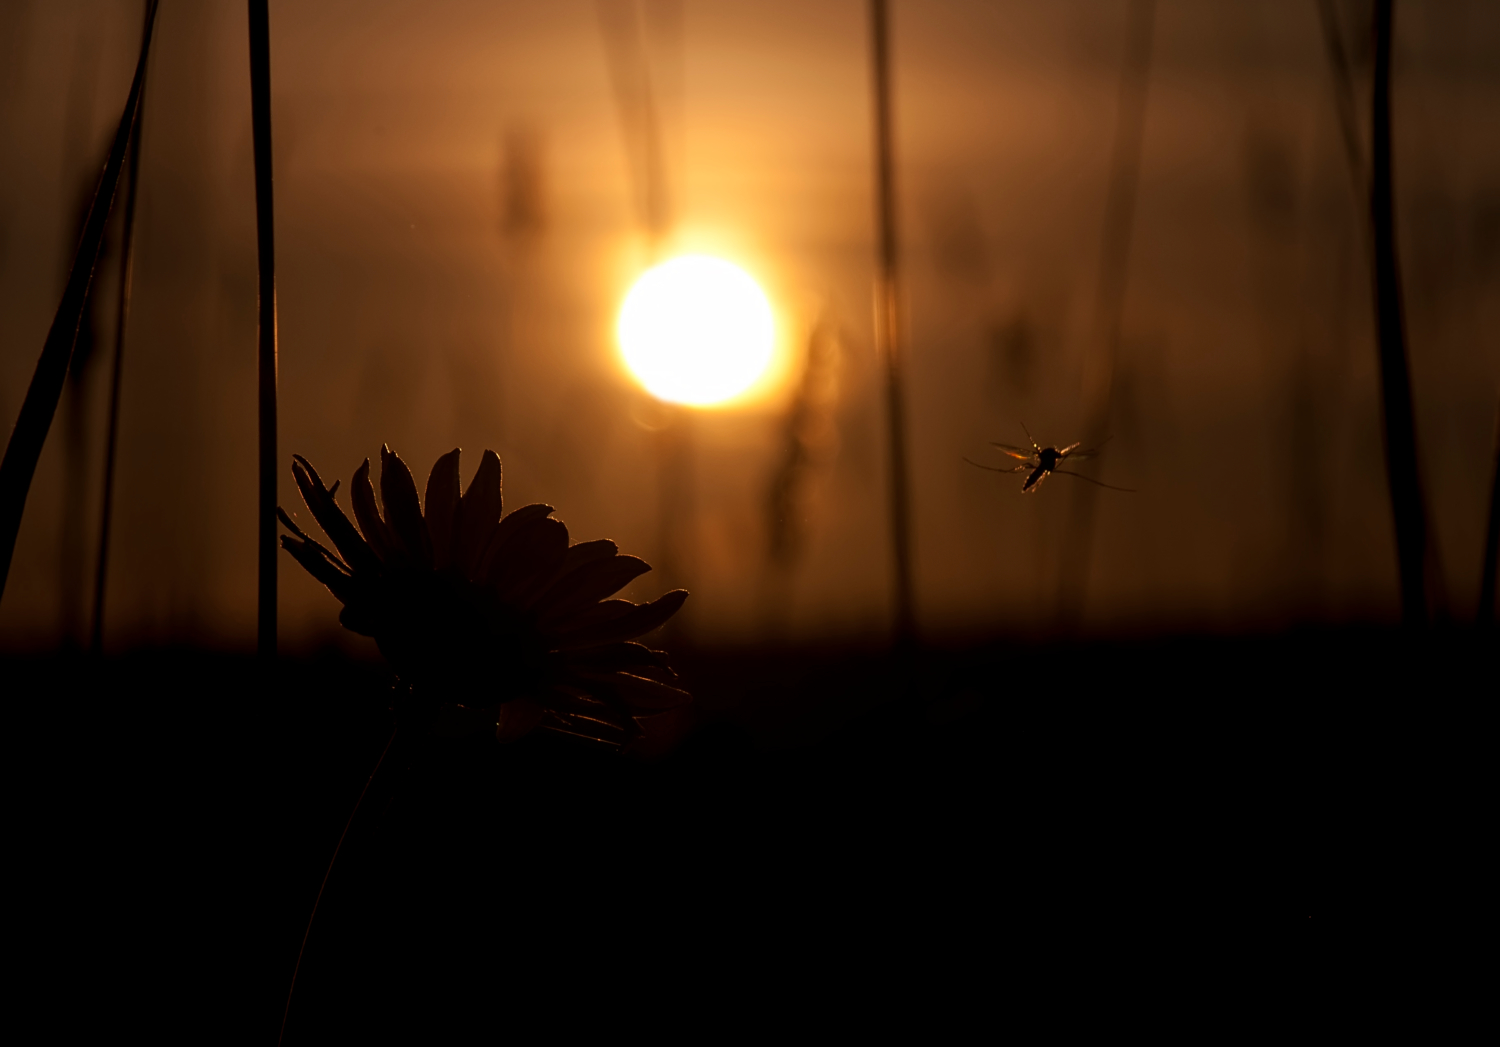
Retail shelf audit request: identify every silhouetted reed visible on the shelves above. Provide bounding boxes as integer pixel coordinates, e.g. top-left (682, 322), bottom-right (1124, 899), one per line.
top-left (768, 319), bottom-right (841, 568)
top-left (1320, 0), bottom-right (1436, 622)
top-left (1369, 0), bottom-right (1432, 623)
top-left (92, 3), bottom-right (152, 655)
top-left (250, 0), bottom-right (279, 658)
top-left (1480, 400), bottom-right (1500, 623)
top-left (0, 1), bottom-right (158, 599)
top-left (1057, 0), bottom-right (1154, 626)
top-left (870, 0), bottom-right (916, 645)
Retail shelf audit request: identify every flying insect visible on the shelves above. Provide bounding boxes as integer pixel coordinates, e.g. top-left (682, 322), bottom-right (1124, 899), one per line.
top-left (965, 424), bottom-right (1135, 494)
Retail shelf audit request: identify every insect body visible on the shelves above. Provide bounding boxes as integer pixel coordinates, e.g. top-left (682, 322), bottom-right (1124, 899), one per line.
top-left (966, 424), bottom-right (1134, 494)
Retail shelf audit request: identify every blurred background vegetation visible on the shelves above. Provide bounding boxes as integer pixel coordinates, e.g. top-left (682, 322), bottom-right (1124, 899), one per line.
top-left (1, 0), bottom-right (1496, 653)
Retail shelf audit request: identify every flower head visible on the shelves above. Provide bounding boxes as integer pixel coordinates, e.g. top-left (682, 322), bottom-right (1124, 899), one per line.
top-left (278, 446), bottom-right (690, 749)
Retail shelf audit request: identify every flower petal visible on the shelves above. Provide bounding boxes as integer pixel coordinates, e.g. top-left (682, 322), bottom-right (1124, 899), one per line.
top-left (545, 598), bottom-right (632, 636)
top-left (275, 503), bottom-right (317, 547)
top-left (338, 604), bottom-right (379, 636)
top-left (494, 697), bottom-right (545, 743)
top-left (535, 554), bottom-right (652, 628)
top-left (549, 589), bottom-right (688, 650)
top-left (557, 538), bottom-right (617, 576)
top-left (558, 640), bottom-right (670, 673)
top-left (291, 456), bottom-right (380, 576)
top-left (453, 449), bottom-right (503, 578)
top-left (424, 448), bottom-right (461, 572)
top-left (379, 445), bottom-right (432, 565)
top-left (276, 505), bottom-right (352, 572)
top-left (622, 705), bottom-right (695, 760)
top-left (350, 459), bottom-right (396, 562)
top-left (536, 690), bottom-right (638, 746)
top-left (474, 503), bottom-right (555, 580)
top-left (619, 661), bottom-right (682, 684)
top-left (570, 668), bottom-right (691, 710)
top-left (279, 533), bottom-right (356, 603)
top-left (486, 516), bottom-right (569, 605)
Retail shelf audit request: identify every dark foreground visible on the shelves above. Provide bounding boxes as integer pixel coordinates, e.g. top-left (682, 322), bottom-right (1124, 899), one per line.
top-left (8, 628), bottom-right (1490, 1039)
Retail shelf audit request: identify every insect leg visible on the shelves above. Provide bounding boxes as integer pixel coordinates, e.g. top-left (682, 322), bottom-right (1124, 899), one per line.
top-left (1020, 421), bottom-right (1042, 456)
top-left (1053, 469), bottom-right (1136, 492)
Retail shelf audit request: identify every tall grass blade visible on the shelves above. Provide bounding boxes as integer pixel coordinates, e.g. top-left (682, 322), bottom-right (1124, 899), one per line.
top-left (1479, 399), bottom-right (1500, 624)
top-left (596, 0), bottom-right (671, 254)
top-left (278, 728), bottom-right (398, 1045)
top-left (870, 0), bottom-right (916, 646)
top-left (1316, 0), bottom-right (1365, 203)
top-left (250, 0), bottom-right (279, 659)
top-left (1056, 0), bottom-right (1155, 627)
top-left (0, 0), bottom-right (159, 601)
top-left (91, 1), bottom-right (153, 656)
top-left (1370, 0), bottom-right (1429, 624)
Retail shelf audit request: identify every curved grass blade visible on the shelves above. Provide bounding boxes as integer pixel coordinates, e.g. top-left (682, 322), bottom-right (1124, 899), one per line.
top-left (0, 0), bottom-right (160, 599)
top-left (91, 0), bottom-right (154, 654)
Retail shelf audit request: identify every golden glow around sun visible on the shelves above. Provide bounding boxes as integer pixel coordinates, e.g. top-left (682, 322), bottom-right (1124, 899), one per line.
top-left (618, 255), bottom-right (775, 407)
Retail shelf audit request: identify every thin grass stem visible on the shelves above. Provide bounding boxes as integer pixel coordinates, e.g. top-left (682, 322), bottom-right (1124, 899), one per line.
top-left (1370, 0), bottom-right (1430, 624)
top-left (278, 727), bottom-right (398, 1045)
top-left (1056, 0), bottom-right (1154, 627)
top-left (1479, 398), bottom-right (1500, 623)
top-left (91, 1), bottom-right (153, 656)
top-left (250, 0), bottom-right (279, 659)
top-left (870, 0), bottom-right (916, 646)
top-left (0, 1), bottom-right (159, 599)
top-left (1315, 0), bottom-right (1366, 204)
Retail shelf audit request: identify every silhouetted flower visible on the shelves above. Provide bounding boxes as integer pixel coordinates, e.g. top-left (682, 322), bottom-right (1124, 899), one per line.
top-left (278, 446), bottom-right (690, 749)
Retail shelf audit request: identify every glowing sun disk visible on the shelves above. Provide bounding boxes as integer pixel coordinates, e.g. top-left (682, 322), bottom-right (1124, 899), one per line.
top-left (618, 255), bottom-right (774, 406)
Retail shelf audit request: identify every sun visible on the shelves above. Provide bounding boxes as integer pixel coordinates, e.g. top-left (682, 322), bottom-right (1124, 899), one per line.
top-left (618, 255), bottom-right (775, 407)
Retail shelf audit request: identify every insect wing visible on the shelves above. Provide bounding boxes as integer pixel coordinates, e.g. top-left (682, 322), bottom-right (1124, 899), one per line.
top-left (964, 457), bottom-right (1031, 474)
top-left (990, 442), bottom-right (1035, 462)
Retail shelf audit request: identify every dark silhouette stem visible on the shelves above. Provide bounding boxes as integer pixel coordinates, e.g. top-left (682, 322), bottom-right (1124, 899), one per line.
top-left (250, 0), bottom-right (279, 660)
top-left (278, 728), bottom-right (398, 1046)
top-left (1370, 0), bottom-right (1428, 625)
top-left (1479, 398), bottom-right (1500, 624)
top-left (92, 4), bottom-right (152, 655)
top-left (870, 0), bottom-right (915, 645)
top-left (0, 1), bottom-right (158, 602)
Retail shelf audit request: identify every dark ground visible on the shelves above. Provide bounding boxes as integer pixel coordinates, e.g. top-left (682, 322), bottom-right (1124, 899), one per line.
top-left (8, 627), bottom-right (1491, 1039)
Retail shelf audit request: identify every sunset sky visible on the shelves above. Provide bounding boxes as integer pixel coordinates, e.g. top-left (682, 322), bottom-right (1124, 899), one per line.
top-left (1, 0), bottom-right (1495, 650)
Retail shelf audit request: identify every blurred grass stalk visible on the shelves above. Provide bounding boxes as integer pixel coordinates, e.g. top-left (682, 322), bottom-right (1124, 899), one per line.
top-left (90, 8), bottom-right (149, 655)
top-left (1369, 0), bottom-right (1431, 624)
top-left (1321, 0), bottom-right (1452, 623)
top-left (870, 0), bottom-right (916, 646)
top-left (1479, 400), bottom-right (1500, 623)
top-left (0, 1), bottom-right (159, 602)
top-left (1057, 0), bottom-right (1154, 628)
top-left (597, 1), bottom-right (693, 604)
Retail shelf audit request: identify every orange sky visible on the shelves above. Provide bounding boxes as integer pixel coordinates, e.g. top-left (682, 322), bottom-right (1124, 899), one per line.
top-left (1, 0), bottom-right (1496, 651)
